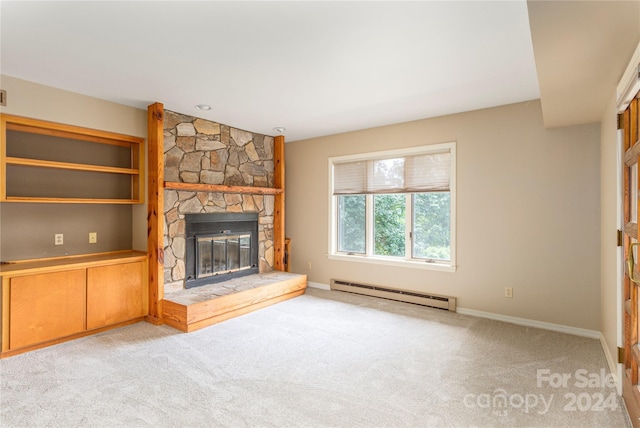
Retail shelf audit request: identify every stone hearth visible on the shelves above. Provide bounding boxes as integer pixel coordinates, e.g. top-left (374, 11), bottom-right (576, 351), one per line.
top-left (162, 271), bottom-right (307, 332)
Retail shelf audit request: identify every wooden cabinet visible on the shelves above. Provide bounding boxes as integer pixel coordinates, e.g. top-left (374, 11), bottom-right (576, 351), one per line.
top-left (87, 261), bottom-right (147, 329)
top-left (0, 114), bottom-right (148, 357)
top-left (9, 270), bottom-right (86, 349)
top-left (0, 114), bottom-right (144, 203)
top-left (0, 251), bottom-right (147, 356)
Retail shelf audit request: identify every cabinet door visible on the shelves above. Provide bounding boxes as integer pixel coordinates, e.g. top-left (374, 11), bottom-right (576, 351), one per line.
top-left (10, 270), bottom-right (86, 350)
top-left (86, 261), bottom-right (145, 329)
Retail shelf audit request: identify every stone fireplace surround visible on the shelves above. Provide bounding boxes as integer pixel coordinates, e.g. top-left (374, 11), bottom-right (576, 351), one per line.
top-left (163, 110), bottom-right (276, 294)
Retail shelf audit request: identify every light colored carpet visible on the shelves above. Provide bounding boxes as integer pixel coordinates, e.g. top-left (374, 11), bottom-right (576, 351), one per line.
top-left (0, 288), bottom-right (630, 427)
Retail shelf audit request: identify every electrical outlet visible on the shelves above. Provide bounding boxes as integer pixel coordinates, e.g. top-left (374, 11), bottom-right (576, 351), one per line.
top-left (54, 234), bottom-right (64, 246)
top-left (505, 287), bottom-right (513, 298)
top-left (307, 261), bottom-right (312, 270)
top-left (89, 232), bottom-right (97, 244)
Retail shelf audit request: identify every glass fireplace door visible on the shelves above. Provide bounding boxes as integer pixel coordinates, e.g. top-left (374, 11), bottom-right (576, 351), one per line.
top-left (196, 234), bottom-right (252, 279)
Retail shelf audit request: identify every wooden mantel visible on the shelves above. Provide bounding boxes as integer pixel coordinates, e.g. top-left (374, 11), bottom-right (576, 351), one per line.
top-left (146, 103), bottom-right (287, 325)
top-left (164, 181), bottom-right (283, 195)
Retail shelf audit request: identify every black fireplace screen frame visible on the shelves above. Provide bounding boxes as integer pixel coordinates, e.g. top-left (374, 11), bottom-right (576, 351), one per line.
top-left (185, 212), bottom-right (259, 289)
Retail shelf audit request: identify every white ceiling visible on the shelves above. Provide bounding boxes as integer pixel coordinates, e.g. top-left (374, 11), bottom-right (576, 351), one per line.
top-left (4, 1), bottom-right (638, 142)
top-left (0, 1), bottom-right (542, 142)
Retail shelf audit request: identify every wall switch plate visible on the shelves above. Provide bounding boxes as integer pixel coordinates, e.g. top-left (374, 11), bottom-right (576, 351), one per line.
top-left (504, 287), bottom-right (513, 298)
top-left (89, 232), bottom-right (97, 244)
top-left (54, 234), bottom-right (64, 246)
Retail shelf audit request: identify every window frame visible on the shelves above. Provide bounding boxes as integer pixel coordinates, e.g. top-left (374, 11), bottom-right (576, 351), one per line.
top-left (328, 142), bottom-right (456, 272)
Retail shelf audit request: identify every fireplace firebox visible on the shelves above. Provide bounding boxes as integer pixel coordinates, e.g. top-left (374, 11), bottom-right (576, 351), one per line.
top-left (185, 213), bottom-right (259, 288)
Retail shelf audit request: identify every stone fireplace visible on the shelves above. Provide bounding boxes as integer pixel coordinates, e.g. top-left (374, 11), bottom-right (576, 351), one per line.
top-left (163, 111), bottom-right (276, 294)
top-left (184, 212), bottom-right (259, 288)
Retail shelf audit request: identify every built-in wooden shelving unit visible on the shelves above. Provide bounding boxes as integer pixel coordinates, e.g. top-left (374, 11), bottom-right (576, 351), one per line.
top-left (0, 114), bottom-right (145, 204)
top-left (0, 114), bottom-right (149, 357)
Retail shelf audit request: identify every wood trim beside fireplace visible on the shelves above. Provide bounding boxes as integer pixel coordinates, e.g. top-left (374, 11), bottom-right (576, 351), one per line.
top-left (147, 102), bottom-right (165, 325)
top-left (273, 135), bottom-right (285, 271)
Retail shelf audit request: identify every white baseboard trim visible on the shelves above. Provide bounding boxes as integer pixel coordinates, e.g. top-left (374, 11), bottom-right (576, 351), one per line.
top-left (456, 307), bottom-right (600, 339)
top-left (307, 281), bottom-right (330, 290)
top-left (599, 333), bottom-right (621, 393)
top-left (310, 284), bottom-right (600, 339)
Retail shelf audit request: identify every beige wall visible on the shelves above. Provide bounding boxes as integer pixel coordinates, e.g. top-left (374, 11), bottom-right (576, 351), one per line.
top-left (286, 100), bottom-right (601, 330)
top-left (0, 76), bottom-right (607, 332)
top-left (0, 75), bottom-right (148, 252)
top-left (599, 92), bottom-right (620, 369)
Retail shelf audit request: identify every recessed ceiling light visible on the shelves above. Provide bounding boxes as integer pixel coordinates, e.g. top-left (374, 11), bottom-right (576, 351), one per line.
top-left (273, 127), bottom-right (286, 134)
top-left (195, 104), bottom-right (211, 111)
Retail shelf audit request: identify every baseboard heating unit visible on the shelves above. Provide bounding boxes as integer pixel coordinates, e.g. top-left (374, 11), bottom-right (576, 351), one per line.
top-left (330, 279), bottom-right (457, 312)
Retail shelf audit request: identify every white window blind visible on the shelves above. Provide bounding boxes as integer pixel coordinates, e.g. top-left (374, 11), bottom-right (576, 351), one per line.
top-left (333, 161), bottom-right (367, 194)
top-left (333, 150), bottom-right (451, 195)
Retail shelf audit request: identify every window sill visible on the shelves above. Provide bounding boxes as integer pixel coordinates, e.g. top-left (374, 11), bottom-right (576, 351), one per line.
top-left (327, 253), bottom-right (456, 272)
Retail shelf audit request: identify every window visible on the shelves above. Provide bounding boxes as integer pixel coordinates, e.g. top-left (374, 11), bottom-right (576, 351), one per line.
top-left (329, 143), bottom-right (455, 271)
